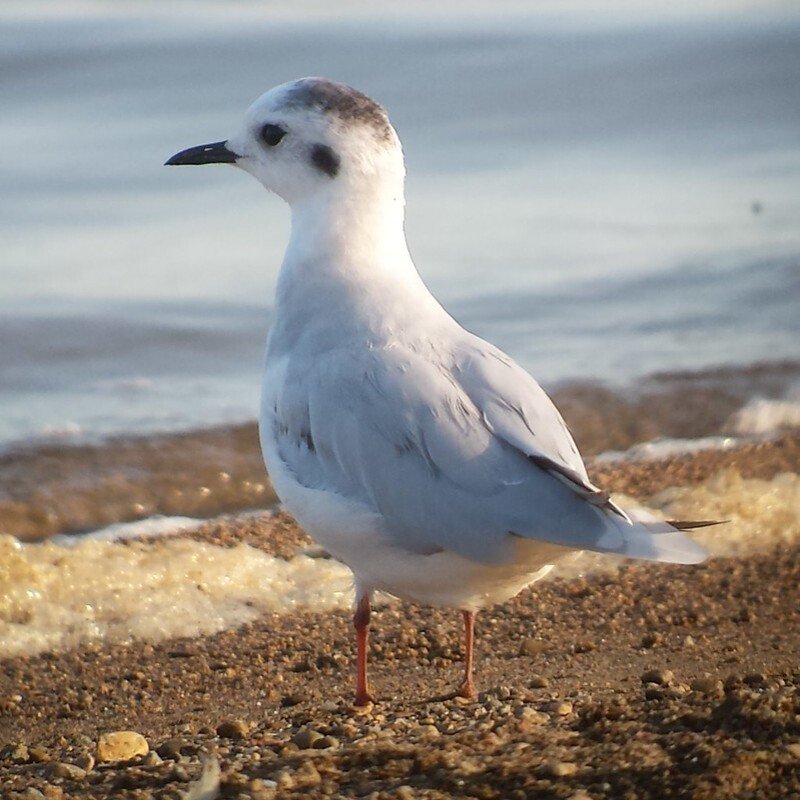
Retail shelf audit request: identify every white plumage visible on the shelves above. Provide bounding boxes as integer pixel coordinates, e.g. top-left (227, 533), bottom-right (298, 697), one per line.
top-left (167, 77), bottom-right (708, 703)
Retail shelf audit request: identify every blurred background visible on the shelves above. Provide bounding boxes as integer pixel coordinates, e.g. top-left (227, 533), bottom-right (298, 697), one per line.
top-left (1, 0), bottom-right (799, 447)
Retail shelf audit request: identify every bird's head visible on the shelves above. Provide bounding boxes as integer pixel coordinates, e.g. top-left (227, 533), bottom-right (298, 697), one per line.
top-left (166, 78), bottom-right (404, 204)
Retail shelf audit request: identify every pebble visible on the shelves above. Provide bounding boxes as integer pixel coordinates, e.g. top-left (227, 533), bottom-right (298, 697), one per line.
top-left (96, 731), bottom-right (149, 762)
top-left (548, 700), bottom-right (573, 716)
top-left (2, 743), bottom-right (29, 763)
top-left (641, 668), bottom-right (674, 686)
top-left (46, 762), bottom-right (87, 781)
top-left (541, 760), bottom-right (578, 777)
top-left (641, 632), bottom-right (664, 648)
top-left (28, 746), bottom-right (50, 763)
top-left (529, 675), bottom-right (550, 689)
top-left (281, 692), bottom-right (303, 707)
top-left (292, 727), bottom-right (323, 749)
top-left (314, 735), bottom-right (340, 749)
top-left (785, 743), bottom-right (800, 759)
top-left (142, 751), bottom-right (163, 767)
top-left (216, 719), bottom-right (251, 740)
top-left (156, 737), bottom-right (186, 760)
top-left (518, 638), bottom-right (547, 657)
top-left (691, 676), bottom-right (724, 696)
top-left (74, 753), bottom-right (94, 772)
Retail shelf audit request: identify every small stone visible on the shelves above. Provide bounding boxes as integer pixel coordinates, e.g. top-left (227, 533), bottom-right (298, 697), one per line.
top-left (216, 719), bottom-right (251, 740)
top-left (528, 675), bottom-right (550, 689)
top-left (42, 787), bottom-right (63, 800)
top-left (276, 769), bottom-right (295, 789)
top-left (394, 786), bottom-right (417, 800)
top-left (644, 686), bottom-right (664, 701)
top-left (683, 635), bottom-right (696, 647)
top-left (517, 707), bottom-right (548, 729)
top-left (291, 727), bottom-right (323, 749)
top-left (96, 731), bottom-right (149, 762)
top-left (743, 672), bottom-right (767, 687)
top-left (28, 746), bottom-right (50, 763)
top-left (519, 638), bottom-right (546, 657)
top-left (691, 676), bottom-right (723, 696)
top-left (548, 700), bottom-right (573, 716)
top-left (18, 789), bottom-right (45, 800)
top-left (170, 765), bottom-right (190, 782)
top-left (785, 743), bottom-right (800, 759)
top-left (142, 750), bottom-right (163, 767)
top-left (641, 668), bottom-right (674, 686)
top-left (2, 743), bottom-right (29, 763)
top-left (541, 760), bottom-right (578, 777)
top-left (47, 762), bottom-right (87, 781)
top-left (156, 737), bottom-right (186, 760)
top-left (724, 674), bottom-right (742, 691)
top-left (281, 693), bottom-right (303, 707)
top-left (74, 753), bottom-right (94, 772)
top-left (641, 632), bottom-right (664, 648)
top-left (313, 735), bottom-right (339, 749)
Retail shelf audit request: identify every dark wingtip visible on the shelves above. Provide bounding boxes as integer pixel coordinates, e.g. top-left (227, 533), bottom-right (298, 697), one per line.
top-left (666, 519), bottom-right (728, 530)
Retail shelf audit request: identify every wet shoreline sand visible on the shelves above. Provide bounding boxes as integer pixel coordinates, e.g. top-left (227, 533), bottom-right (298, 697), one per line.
top-left (2, 437), bottom-right (799, 798)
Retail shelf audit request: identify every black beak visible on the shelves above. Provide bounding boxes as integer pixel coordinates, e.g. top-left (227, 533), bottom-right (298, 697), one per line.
top-left (164, 141), bottom-right (239, 166)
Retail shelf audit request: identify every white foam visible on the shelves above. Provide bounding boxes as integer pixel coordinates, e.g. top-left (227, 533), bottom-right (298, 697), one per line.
top-left (727, 392), bottom-right (800, 436)
top-left (51, 515), bottom-right (205, 546)
top-left (0, 530), bottom-right (353, 659)
top-left (596, 435), bottom-right (741, 463)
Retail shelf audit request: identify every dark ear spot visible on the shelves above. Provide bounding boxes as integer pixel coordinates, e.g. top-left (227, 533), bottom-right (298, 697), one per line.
top-left (310, 144), bottom-right (340, 178)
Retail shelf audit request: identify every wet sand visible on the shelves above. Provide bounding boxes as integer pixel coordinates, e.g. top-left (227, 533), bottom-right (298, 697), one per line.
top-left (2, 440), bottom-right (800, 799)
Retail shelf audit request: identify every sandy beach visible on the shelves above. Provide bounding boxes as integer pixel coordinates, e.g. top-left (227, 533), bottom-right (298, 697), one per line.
top-left (2, 431), bottom-right (799, 799)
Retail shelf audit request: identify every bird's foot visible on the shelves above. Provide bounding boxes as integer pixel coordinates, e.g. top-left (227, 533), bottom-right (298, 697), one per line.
top-left (354, 689), bottom-right (376, 707)
top-left (456, 679), bottom-right (476, 700)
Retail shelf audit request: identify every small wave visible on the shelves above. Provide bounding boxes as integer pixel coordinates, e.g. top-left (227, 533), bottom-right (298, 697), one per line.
top-left (0, 525), bottom-right (353, 660)
top-left (51, 515), bottom-right (204, 546)
top-left (727, 392), bottom-right (800, 436)
top-left (596, 435), bottom-right (742, 464)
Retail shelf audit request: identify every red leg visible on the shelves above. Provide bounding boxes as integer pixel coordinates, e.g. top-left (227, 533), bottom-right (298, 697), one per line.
top-left (353, 593), bottom-right (375, 705)
top-left (457, 610), bottom-right (476, 699)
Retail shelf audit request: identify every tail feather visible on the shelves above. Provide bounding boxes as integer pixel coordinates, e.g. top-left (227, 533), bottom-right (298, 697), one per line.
top-left (603, 507), bottom-right (710, 565)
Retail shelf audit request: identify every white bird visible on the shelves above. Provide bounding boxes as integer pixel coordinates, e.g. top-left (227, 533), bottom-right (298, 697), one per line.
top-left (166, 78), bottom-right (710, 705)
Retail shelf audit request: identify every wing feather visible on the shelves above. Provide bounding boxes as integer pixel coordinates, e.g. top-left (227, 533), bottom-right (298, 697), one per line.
top-left (268, 336), bottom-right (705, 565)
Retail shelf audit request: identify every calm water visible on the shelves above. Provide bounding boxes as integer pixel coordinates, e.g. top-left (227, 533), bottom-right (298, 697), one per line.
top-left (2, 2), bottom-right (799, 445)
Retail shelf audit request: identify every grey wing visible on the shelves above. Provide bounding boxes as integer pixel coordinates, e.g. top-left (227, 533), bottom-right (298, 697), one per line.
top-left (270, 341), bottom-right (706, 566)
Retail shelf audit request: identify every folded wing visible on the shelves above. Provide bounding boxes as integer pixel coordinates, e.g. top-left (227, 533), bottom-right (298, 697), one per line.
top-left (268, 335), bottom-right (708, 566)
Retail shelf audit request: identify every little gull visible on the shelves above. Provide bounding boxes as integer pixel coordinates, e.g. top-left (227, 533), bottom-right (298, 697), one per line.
top-left (166, 78), bottom-right (711, 705)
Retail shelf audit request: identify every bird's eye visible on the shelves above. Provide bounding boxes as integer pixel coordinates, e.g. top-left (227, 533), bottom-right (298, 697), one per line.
top-left (261, 124), bottom-right (287, 147)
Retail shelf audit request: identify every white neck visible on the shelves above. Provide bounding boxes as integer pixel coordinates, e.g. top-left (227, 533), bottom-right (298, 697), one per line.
top-left (268, 176), bottom-right (446, 356)
top-left (285, 177), bottom-right (410, 276)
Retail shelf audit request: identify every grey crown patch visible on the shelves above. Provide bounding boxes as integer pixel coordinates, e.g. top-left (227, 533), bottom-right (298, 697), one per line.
top-left (281, 78), bottom-right (393, 142)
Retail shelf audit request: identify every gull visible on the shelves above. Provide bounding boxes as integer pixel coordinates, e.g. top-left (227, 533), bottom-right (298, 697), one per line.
top-left (166, 78), bottom-right (710, 705)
